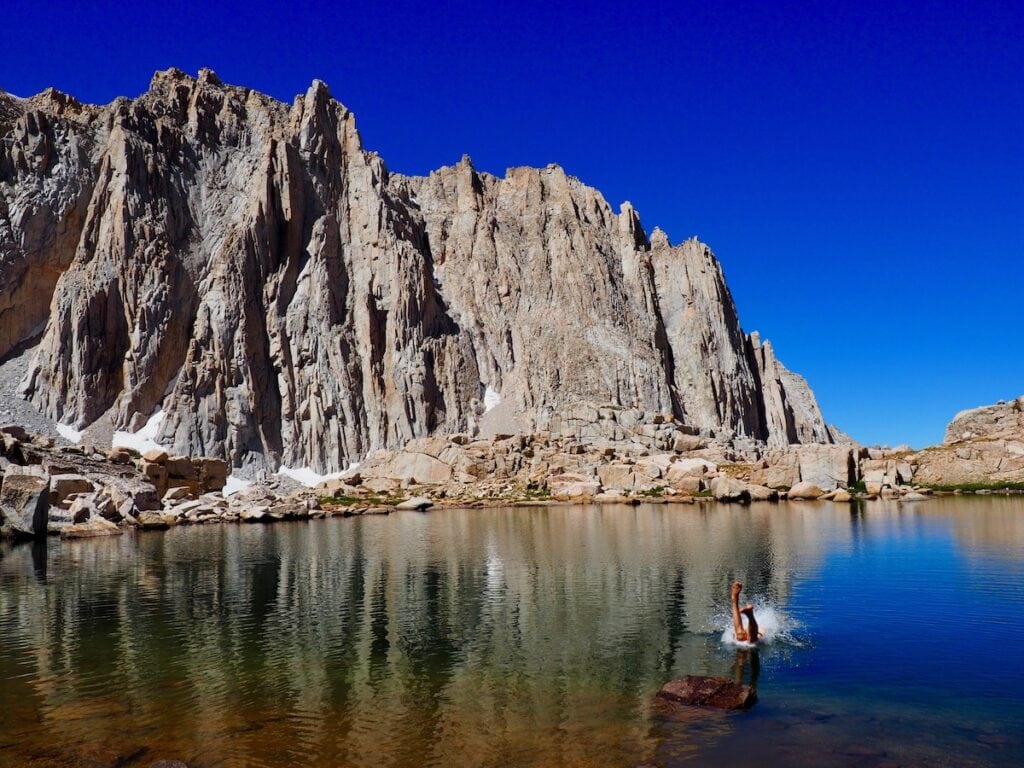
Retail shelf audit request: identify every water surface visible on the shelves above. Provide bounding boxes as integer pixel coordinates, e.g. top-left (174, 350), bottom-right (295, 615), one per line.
top-left (1, 498), bottom-right (1022, 767)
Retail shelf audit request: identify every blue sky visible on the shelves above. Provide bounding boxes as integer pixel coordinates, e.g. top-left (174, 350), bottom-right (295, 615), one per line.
top-left (4, 0), bottom-right (1021, 447)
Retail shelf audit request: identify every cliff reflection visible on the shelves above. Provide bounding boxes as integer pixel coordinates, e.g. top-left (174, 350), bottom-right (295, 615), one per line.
top-left (0, 503), bottom-right (855, 767)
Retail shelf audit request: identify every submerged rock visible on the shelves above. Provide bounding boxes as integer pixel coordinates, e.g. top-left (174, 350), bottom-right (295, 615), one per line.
top-left (656, 675), bottom-right (756, 711)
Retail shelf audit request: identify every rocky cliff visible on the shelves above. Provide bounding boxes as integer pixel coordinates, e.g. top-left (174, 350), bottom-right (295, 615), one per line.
top-left (0, 69), bottom-right (834, 473)
top-left (909, 396), bottom-right (1024, 486)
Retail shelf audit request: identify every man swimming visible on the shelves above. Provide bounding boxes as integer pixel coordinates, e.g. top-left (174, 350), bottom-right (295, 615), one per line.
top-left (731, 581), bottom-right (763, 643)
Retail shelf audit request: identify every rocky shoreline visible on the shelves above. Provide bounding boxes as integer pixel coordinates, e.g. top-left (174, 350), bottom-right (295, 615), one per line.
top-left (2, 396), bottom-right (1022, 542)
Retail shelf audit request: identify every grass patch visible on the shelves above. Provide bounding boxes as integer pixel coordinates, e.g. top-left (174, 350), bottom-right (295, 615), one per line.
top-left (637, 486), bottom-right (666, 498)
top-left (522, 488), bottom-right (553, 501)
top-left (916, 481), bottom-right (1024, 493)
top-left (321, 494), bottom-right (359, 506)
top-left (321, 493), bottom-right (405, 507)
top-left (693, 489), bottom-right (714, 498)
top-left (847, 480), bottom-right (867, 494)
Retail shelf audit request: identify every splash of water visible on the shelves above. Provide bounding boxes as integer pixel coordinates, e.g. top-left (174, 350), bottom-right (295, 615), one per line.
top-left (717, 598), bottom-right (802, 647)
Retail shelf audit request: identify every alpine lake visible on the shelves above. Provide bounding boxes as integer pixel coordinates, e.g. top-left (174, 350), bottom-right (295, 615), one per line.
top-left (1, 496), bottom-right (1022, 767)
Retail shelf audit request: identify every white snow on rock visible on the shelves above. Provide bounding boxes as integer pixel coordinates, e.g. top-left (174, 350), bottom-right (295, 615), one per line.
top-left (223, 475), bottom-right (252, 497)
top-left (112, 410), bottom-right (166, 454)
top-left (55, 423), bottom-right (83, 443)
top-left (277, 465), bottom-right (347, 488)
top-left (484, 385), bottom-right (501, 413)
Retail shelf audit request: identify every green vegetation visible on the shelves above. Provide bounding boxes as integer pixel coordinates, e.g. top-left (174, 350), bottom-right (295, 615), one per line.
top-left (847, 480), bottom-right (867, 494)
top-left (320, 493), bottom-right (405, 507)
top-left (521, 488), bottom-right (553, 501)
top-left (320, 494), bottom-right (358, 506)
top-left (637, 486), bottom-right (666, 498)
top-left (694, 489), bottom-right (714, 498)
top-left (915, 482), bottom-right (1024, 493)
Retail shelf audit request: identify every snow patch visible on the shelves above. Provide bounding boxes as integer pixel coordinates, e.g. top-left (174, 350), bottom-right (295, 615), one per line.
top-left (277, 465), bottom-right (347, 488)
top-left (484, 385), bottom-right (501, 413)
top-left (112, 410), bottom-right (166, 454)
top-left (223, 475), bottom-right (252, 497)
top-left (55, 423), bottom-right (83, 444)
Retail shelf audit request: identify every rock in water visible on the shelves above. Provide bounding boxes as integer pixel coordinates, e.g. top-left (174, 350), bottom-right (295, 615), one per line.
top-left (0, 473), bottom-right (50, 539)
top-left (788, 481), bottom-right (825, 500)
top-left (395, 496), bottom-right (434, 511)
top-left (656, 675), bottom-right (756, 711)
top-left (1, 70), bottom-right (835, 474)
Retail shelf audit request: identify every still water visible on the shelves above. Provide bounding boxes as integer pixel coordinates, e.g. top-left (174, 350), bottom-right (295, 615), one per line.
top-left (1, 498), bottom-right (1022, 767)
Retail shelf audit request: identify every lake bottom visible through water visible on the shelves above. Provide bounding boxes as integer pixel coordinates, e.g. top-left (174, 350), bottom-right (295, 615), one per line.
top-left (1, 498), bottom-right (1022, 767)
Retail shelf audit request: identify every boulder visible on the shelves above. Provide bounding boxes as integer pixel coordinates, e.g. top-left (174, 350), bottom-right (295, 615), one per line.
top-left (141, 460), bottom-right (168, 497)
top-left (363, 476), bottom-right (400, 494)
top-left (710, 476), bottom-right (749, 503)
top-left (165, 455), bottom-right (195, 480)
top-left (764, 460), bottom-right (800, 489)
top-left (902, 491), bottom-right (929, 501)
top-left (387, 452), bottom-right (453, 485)
top-left (788, 481), bottom-right (825, 500)
top-left (672, 434), bottom-right (706, 452)
top-left (0, 473), bottom-right (50, 538)
top-left (597, 463), bottom-right (635, 492)
top-left (745, 484), bottom-right (777, 501)
top-left (163, 486), bottom-right (192, 503)
top-left (795, 445), bottom-right (856, 490)
top-left (656, 675), bottom-right (756, 711)
top-left (635, 454), bottom-right (672, 479)
top-left (137, 511), bottom-right (171, 530)
top-left (549, 474), bottom-right (600, 498)
top-left (832, 489), bottom-right (853, 502)
top-left (239, 506), bottom-right (271, 523)
top-left (107, 447), bottom-right (135, 464)
top-left (396, 496), bottom-right (434, 511)
top-left (0, 425), bottom-right (29, 442)
top-left (62, 515), bottom-right (122, 538)
top-left (50, 473), bottom-right (94, 506)
top-left (195, 458), bottom-right (228, 492)
top-left (666, 458), bottom-right (715, 482)
top-left (142, 448), bottom-right (169, 464)
top-left (68, 492), bottom-right (117, 523)
top-left (669, 476), bottom-right (703, 495)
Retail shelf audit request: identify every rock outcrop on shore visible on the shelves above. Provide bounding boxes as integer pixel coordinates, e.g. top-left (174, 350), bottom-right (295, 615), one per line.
top-left (1, 69), bottom-right (834, 474)
top-left (910, 396), bottom-right (1024, 486)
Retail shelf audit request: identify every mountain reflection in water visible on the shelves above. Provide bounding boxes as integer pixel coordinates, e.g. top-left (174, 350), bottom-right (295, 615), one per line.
top-left (1, 500), bottom-right (1022, 767)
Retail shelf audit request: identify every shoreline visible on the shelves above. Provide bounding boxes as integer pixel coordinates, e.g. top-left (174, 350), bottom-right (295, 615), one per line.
top-left (3, 414), bottom-right (1024, 542)
top-left (53, 483), bottom-right (1024, 541)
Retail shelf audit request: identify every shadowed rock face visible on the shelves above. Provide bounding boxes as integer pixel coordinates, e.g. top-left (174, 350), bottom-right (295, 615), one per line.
top-left (1, 69), bottom-right (833, 472)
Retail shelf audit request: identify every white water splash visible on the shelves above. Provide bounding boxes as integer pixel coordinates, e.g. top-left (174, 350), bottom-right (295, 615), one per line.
top-left (717, 598), bottom-right (802, 647)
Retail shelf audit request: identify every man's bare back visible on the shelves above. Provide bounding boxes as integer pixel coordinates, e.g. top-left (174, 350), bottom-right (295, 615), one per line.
top-left (731, 581), bottom-right (763, 643)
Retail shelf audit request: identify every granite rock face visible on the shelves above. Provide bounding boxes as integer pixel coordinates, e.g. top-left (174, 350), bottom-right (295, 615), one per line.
top-left (0, 472), bottom-right (50, 538)
top-left (911, 396), bottom-right (1024, 486)
top-left (1, 70), bottom-right (834, 473)
top-left (944, 397), bottom-right (1024, 444)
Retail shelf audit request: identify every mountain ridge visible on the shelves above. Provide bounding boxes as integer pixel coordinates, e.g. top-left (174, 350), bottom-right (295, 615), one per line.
top-left (1, 68), bottom-right (834, 473)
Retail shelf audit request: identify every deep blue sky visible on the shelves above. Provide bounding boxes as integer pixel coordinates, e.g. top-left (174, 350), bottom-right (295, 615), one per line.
top-left (4, 0), bottom-right (1022, 447)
